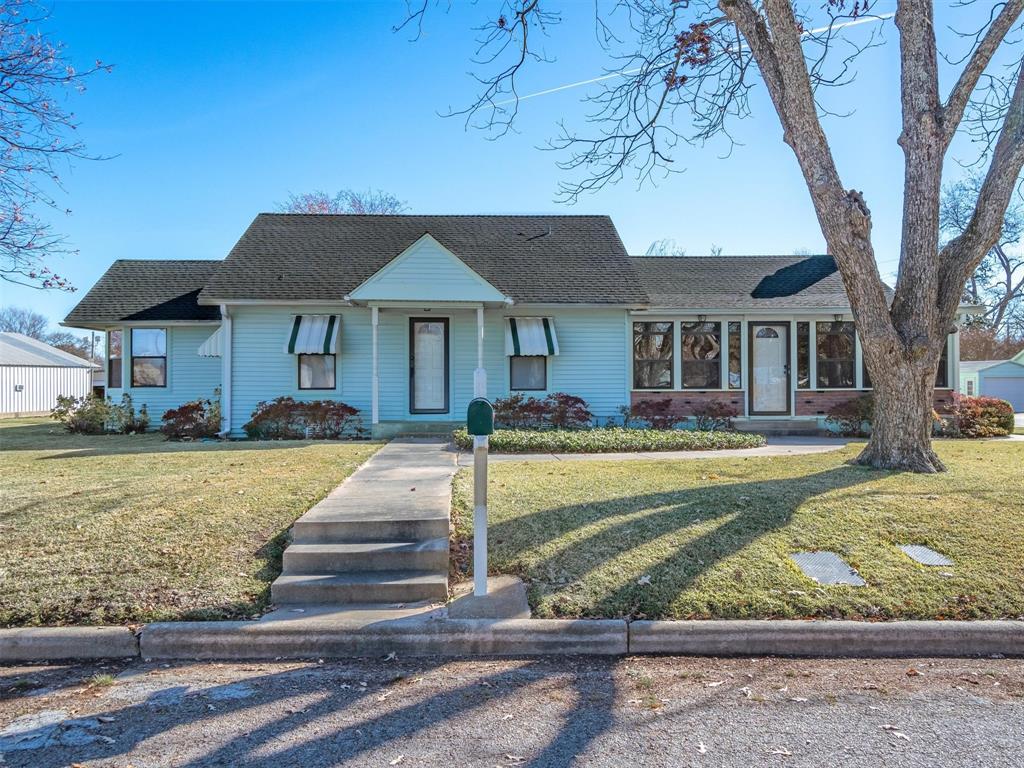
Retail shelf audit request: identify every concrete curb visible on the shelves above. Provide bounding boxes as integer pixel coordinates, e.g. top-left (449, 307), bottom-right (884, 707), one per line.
top-left (0, 627), bottom-right (139, 662)
top-left (140, 618), bottom-right (628, 660)
top-left (629, 620), bottom-right (1024, 658)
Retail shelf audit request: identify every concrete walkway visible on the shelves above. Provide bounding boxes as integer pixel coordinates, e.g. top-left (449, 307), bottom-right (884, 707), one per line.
top-left (457, 435), bottom-right (850, 465)
top-left (269, 438), bottom-right (456, 608)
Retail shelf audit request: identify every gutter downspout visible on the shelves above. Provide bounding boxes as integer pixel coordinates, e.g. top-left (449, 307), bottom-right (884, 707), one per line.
top-left (218, 304), bottom-right (232, 437)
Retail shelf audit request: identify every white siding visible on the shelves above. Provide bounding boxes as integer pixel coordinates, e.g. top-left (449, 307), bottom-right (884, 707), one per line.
top-left (0, 366), bottom-right (92, 415)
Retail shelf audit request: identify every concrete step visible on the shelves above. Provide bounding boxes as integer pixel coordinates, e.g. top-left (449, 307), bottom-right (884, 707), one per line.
top-left (282, 539), bottom-right (449, 574)
top-left (291, 515), bottom-right (449, 544)
top-left (733, 420), bottom-right (822, 436)
top-left (271, 571), bottom-right (449, 605)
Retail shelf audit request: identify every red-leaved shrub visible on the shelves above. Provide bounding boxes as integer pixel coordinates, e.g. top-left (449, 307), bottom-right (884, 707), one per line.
top-left (491, 392), bottom-right (593, 429)
top-left (950, 394), bottom-right (1014, 438)
top-left (161, 399), bottom-right (220, 441)
top-left (627, 398), bottom-right (685, 429)
top-left (243, 397), bottom-right (364, 440)
top-left (825, 393), bottom-right (875, 437)
top-left (691, 400), bottom-right (738, 431)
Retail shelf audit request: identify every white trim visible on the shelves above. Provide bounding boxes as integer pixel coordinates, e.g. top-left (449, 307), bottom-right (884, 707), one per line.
top-left (371, 306), bottom-right (379, 425)
top-left (198, 299), bottom-right (353, 307)
top-left (366, 300), bottom-right (495, 309)
top-left (219, 305), bottom-right (232, 437)
top-left (789, 320), bottom-right (798, 416)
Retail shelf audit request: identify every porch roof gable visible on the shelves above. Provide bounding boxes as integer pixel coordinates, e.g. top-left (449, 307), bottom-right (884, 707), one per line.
top-left (346, 233), bottom-right (510, 304)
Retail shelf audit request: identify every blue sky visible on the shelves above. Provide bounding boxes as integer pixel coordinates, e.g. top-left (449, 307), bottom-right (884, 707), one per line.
top-left (0, 1), bottom-right (1004, 333)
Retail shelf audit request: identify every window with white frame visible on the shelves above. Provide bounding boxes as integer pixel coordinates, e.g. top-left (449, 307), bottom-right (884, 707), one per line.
top-left (510, 356), bottom-right (546, 390)
top-left (131, 328), bottom-right (167, 387)
top-left (633, 322), bottom-right (673, 389)
top-left (680, 321), bottom-right (721, 389)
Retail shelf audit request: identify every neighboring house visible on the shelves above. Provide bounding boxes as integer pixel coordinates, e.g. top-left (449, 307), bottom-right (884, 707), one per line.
top-left (63, 214), bottom-right (961, 437)
top-left (958, 349), bottom-right (1024, 411)
top-left (0, 332), bottom-right (99, 417)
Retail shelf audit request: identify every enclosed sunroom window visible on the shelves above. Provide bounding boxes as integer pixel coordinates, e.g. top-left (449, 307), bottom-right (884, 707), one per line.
top-left (681, 321), bottom-right (721, 389)
top-left (633, 322), bottom-right (673, 389)
top-left (815, 321), bottom-right (855, 388)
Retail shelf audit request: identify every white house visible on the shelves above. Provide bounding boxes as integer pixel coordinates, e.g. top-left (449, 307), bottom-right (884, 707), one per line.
top-left (0, 332), bottom-right (98, 417)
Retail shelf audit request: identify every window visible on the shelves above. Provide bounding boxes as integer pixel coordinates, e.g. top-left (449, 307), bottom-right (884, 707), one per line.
top-left (510, 356), bottom-right (546, 390)
top-left (633, 322), bottom-right (673, 389)
top-left (131, 328), bottom-right (166, 387)
top-left (681, 321), bottom-right (721, 389)
top-left (967, 379), bottom-right (975, 395)
top-left (796, 322), bottom-right (810, 388)
top-left (728, 321), bottom-right (742, 389)
top-left (108, 329), bottom-right (122, 389)
top-left (935, 338), bottom-right (949, 388)
top-left (299, 354), bottom-right (335, 389)
top-left (815, 321), bottom-right (855, 388)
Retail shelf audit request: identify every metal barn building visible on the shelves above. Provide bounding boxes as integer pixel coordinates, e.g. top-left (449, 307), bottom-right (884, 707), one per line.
top-left (0, 332), bottom-right (98, 416)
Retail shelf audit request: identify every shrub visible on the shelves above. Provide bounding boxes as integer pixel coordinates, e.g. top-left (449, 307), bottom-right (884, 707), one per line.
top-left (108, 393), bottom-right (149, 434)
top-left (452, 426), bottom-right (765, 453)
top-left (50, 393), bottom-right (148, 435)
top-left (623, 398), bottom-right (685, 430)
top-left (243, 396), bottom-right (364, 440)
top-left (491, 392), bottom-right (593, 429)
top-left (161, 399), bottom-right (220, 441)
top-left (51, 394), bottom-right (110, 434)
top-left (825, 394), bottom-right (875, 437)
top-left (691, 400), bottom-right (739, 432)
top-left (950, 394), bottom-right (1014, 438)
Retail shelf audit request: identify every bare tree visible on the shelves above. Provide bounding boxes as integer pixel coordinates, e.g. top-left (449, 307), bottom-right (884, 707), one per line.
top-left (405, 0), bottom-right (1024, 472)
top-left (0, 305), bottom-right (91, 358)
top-left (278, 189), bottom-right (408, 215)
top-left (941, 172), bottom-right (1024, 334)
top-left (645, 238), bottom-right (687, 255)
top-left (958, 323), bottom-right (1024, 360)
top-left (0, 0), bottom-right (110, 291)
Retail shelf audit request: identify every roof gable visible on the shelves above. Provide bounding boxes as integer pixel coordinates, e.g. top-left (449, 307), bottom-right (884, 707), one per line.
top-left (347, 234), bottom-right (509, 303)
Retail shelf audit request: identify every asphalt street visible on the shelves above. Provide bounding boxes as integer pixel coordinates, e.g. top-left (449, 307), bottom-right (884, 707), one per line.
top-left (1, 655), bottom-right (1021, 767)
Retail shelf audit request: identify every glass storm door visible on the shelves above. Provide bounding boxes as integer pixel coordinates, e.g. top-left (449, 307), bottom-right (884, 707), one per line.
top-left (750, 323), bottom-right (790, 415)
top-left (410, 319), bottom-right (449, 414)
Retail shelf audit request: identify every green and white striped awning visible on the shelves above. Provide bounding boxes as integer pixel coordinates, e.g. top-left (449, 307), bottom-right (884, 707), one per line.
top-left (285, 315), bottom-right (342, 354)
top-left (504, 317), bottom-right (559, 356)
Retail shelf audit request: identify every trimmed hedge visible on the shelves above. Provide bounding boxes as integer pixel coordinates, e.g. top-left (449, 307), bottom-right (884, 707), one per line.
top-left (451, 427), bottom-right (766, 453)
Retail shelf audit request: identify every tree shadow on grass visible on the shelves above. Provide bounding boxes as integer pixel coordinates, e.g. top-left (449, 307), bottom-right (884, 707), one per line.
top-left (484, 463), bottom-right (885, 619)
top-left (4, 658), bottom-right (620, 768)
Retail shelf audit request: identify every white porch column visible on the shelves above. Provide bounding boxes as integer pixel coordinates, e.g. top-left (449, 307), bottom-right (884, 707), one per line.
top-left (474, 306), bottom-right (487, 398)
top-left (371, 306), bottom-right (380, 425)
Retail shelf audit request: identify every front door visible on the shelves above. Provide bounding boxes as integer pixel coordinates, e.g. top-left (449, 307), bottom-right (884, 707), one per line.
top-left (750, 322), bottom-right (790, 415)
top-left (410, 318), bottom-right (449, 414)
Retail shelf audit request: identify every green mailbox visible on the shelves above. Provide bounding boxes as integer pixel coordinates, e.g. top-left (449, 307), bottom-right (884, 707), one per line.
top-left (467, 397), bottom-right (494, 436)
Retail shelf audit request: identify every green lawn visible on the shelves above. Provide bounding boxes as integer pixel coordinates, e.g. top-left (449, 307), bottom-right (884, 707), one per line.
top-left (0, 418), bottom-right (380, 626)
top-left (452, 441), bottom-right (1024, 621)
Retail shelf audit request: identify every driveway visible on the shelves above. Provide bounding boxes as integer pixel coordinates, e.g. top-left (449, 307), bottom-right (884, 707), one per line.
top-left (1, 656), bottom-right (1020, 767)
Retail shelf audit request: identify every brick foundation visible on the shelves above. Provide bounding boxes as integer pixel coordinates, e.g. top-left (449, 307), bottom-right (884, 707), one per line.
top-left (632, 389), bottom-right (957, 418)
top-left (631, 390), bottom-right (745, 417)
top-left (795, 389), bottom-right (956, 416)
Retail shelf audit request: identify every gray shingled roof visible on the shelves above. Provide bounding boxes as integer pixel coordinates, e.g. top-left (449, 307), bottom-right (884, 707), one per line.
top-left (0, 332), bottom-right (99, 367)
top-left (198, 214), bottom-right (647, 305)
top-left (64, 260), bottom-right (222, 326)
top-left (628, 254), bottom-right (858, 308)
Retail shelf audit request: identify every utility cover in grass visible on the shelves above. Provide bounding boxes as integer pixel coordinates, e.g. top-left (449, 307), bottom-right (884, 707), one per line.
top-left (790, 551), bottom-right (866, 586)
top-left (899, 544), bottom-right (953, 567)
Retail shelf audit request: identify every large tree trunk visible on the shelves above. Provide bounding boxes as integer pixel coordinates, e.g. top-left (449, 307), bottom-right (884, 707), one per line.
top-left (856, 355), bottom-right (945, 473)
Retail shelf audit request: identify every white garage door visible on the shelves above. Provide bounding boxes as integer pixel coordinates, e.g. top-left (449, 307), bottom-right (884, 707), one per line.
top-left (983, 377), bottom-right (1024, 411)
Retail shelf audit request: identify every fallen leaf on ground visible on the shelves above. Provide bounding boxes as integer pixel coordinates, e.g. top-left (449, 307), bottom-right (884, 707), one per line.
top-left (389, 757), bottom-right (404, 766)
top-left (706, 681), bottom-right (724, 688)
top-left (637, 575), bottom-right (651, 586)
top-left (769, 747), bottom-right (793, 756)
top-left (698, 742), bottom-right (708, 754)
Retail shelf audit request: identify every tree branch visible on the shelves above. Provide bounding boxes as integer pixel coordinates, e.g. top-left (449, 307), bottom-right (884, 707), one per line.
top-left (941, 0), bottom-right (1024, 147)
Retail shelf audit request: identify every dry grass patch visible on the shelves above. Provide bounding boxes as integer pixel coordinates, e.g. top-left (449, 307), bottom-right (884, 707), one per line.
top-left (0, 418), bottom-right (380, 625)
